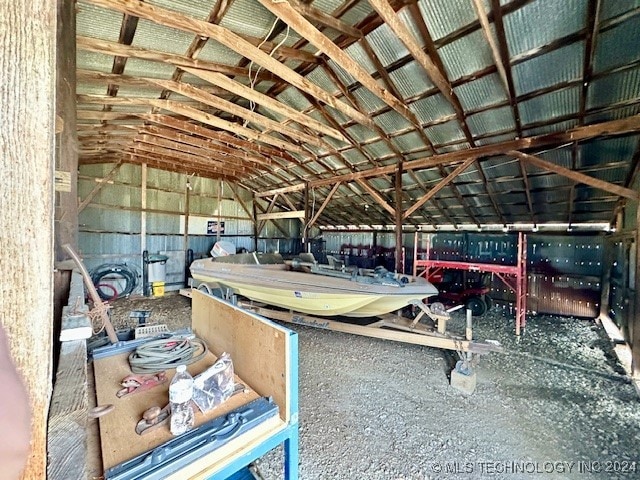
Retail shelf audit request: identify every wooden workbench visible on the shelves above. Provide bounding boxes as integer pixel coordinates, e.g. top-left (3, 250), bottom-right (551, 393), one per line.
top-left (92, 291), bottom-right (299, 479)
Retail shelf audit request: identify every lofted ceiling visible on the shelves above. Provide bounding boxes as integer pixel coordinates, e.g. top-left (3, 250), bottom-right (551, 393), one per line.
top-left (76, 0), bottom-right (640, 230)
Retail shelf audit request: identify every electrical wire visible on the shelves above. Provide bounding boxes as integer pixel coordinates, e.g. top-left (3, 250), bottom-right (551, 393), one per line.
top-left (90, 263), bottom-right (138, 300)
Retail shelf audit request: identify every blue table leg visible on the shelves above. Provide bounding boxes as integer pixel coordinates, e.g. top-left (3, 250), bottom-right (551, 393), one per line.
top-left (284, 426), bottom-right (299, 480)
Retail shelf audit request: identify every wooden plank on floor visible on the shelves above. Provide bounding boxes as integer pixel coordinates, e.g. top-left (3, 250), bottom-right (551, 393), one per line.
top-left (47, 340), bottom-right (89, 480)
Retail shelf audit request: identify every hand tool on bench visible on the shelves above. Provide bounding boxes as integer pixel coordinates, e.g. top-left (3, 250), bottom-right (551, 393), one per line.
top-left (135, 383), bottom-right (249, 435)
top-left (117, 372), bottom-right (167, 398)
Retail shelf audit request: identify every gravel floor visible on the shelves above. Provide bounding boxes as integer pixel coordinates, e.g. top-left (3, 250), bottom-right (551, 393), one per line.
top-left (108, 294), bottom-right (640, 479)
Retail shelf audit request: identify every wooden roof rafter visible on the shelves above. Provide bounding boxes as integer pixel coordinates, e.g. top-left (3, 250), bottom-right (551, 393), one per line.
top-left (84, 0), bottom-right (379, 131)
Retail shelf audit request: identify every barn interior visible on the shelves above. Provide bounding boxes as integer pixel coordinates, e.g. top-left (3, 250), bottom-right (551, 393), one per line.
top-left (2, 0), bottom-right (640, 478)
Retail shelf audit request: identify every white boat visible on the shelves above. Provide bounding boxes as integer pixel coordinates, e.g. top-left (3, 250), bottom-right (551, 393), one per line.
top-left (190, 252), bottom-right (438, 318)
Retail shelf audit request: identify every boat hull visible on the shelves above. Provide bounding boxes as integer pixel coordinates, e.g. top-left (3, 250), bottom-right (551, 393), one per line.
top-left (190, 259), bottom-right (438, 318)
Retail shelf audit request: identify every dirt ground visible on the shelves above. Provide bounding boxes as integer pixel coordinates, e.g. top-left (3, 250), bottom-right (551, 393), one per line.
top-left (107, 294), bottom-right (640, 479)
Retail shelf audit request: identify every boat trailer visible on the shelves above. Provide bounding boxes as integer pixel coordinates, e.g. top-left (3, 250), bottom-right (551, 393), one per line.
top-left (181, 286), bottom-right (501, 394)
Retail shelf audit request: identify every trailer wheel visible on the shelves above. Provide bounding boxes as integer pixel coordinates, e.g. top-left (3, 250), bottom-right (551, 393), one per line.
top-left (483, 294), bottom-right (493, 312)
top-left (465, 296), bottom-right (487, 317)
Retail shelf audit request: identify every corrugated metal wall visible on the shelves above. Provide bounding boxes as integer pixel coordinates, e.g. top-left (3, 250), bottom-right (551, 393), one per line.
top-left (321, 231), bottom-right (604, 317)
top-left (78, 163), bottom-right (300, 294)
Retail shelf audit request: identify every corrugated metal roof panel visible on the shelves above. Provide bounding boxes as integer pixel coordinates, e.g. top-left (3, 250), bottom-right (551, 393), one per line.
top-left (539, 146), bottom-right (573, 168)
top-left (587, 165), bottom-right (628, 184)
top-left (512, 41), bottom-right (584, 96)
top-left (587, 67), bottom-right (640, 110)
top-left (77, 2), bottom-right (123, 42)
top-left (521, 119), bottom-right (579, 137)
top-left (481, 155), bottom-right (521, 179)
top-left (147, 0), bottom-right (211, 19)
top-left (491, 178), bottom-right (524, 193)
top-left (276, 86), bottom-right (313, 112)
top-left (115, 85), bottom-right (164, 98)
top-left (131, 19), bottom-right (195, 56)
top-left (419, 0), bottom-right (485, 41)
top-left (345, 123), bottom-right (379, 143)
top-left (77, 50), bottom-right (114, 73)
top-left (362, 140), bottom-right (394, 159)
top-left (467, 105), bottom-right (516, 137)
top-left (389, 62), bottom-right (435, 99)
top-left (192, 39), bottom-right (244, 66)
top-left (579, 136), bottom-right (639, 168)
top-left (123, 58), bottom-right (177, 78)
top-left (344, 41), bottom-right (378, 76)
top-left (437, 142), bottom-right (471, 153)
top-left (593, 14), bottom-right (640, 73)
top-left (438, 29), bottom-right (494, 81)
top-left (366, 23), bottom-right (410, 68)
top-left (600, 0), bottom-right (640, 22)
top-left (475, 132), bottom-right (518, 146)
top-left (409, 94), bottom-right (456, 124)
top-left (77, 84), bottom-right (109, 96)
top-left (424, 120), bottom-right (466, 144)
top-left (352, 86), bottom-right (388, 114)
top-left (373, 109), bottom-right (413, 134)
top-left (531, 189), bottom-right (571, 204)
top-left (585, 103), bottom-right (640, 124)
top-left (454, 73), bottom-right (509, 111)
top-left (326, 59), bottom-right (357, 88)
top-left (503, 0), bottom-right (587, 57)
top-left (305, 67), bottom-right (339, 96)
top-left (392, 131), bottom-right (425, 152)
top-left (218, 0), bottom-right (278, 38)
top-left (527, 173), bottom-right (572, 189)
top-left (455, 182), bottom-right (486, 196)
top-left (519, 86), bottom-right (580, 125)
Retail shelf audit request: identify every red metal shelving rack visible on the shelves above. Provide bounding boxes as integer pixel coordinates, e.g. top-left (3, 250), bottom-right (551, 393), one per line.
top-left (413, 231), bottom-right (528, 336)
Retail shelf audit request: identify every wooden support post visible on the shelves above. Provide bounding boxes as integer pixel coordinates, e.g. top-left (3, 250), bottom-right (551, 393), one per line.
top-left (1, 1), bottom-right (56, 476)
top-left (217, 179), bottom-right (222, 243)
top-left (252, 194), bottom-right (259, 252)
top-left (141, 163), bottom-right (147, 271)
top-left (395, 162), bottom-right (404, 273)
top-left (55, 0), bottom-right (78, 262)
top-left (184, 177), bottom-right (191, 253)
top-left (303, 183), bottom-right (309, 252)
top-left (632, 205), bottom-right (640, 378)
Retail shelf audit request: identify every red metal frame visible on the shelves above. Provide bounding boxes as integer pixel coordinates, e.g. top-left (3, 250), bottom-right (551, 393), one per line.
top-left (413, 232), bottom-right (527, 335)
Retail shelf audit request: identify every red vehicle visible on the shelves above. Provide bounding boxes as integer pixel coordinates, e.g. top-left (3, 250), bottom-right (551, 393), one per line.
top-left (428, 270), bottom-right (493, 316)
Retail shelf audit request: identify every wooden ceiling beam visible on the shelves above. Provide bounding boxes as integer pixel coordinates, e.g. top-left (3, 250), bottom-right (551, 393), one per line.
top-left (77, 110), bottom-right (144, 121)
top-left (510, 150), bottom-right (640, 201)
top-left (308, 115), bottom-right (640, 187)
top-left (77, 36), bottom-right (276, 82)
top-left (122, 152), bottom-right (240, 181)
top-left (181, 67), bottom-right (346, 143)
top-left (369, 0), bottom-right (461, 125)
top-left (134, 134), bottom-right (266, 173)
top-left (127, 144), bottom-right (246, 176)
top-left (139, 125), bottom-right (273, 168)
top-left (145, 78), bottom-right (329, 149)
top-left (257, 0), bottom-right (418, 127)
top-left (83, 0), bottom-right (378, 131)
top-left (482, 0), bottom-right (533, 224)
top-left (403, 157), bottom-right (477, 220)
top-left (308, 182), bottom-right (342, 228)
top-left (355, 178), bottom-right (395, 217)
top-left (129, 142), bottom-right (249, 176)
top-left (107, 10), bottom-right (140, 97)
top-left (136, 113), bottom-right (295, 162)
top-left (288, 0), bottom-right (362, 39)
top-left (77, 94), bottom-right (307, 154)
top-left (77, 69), bottom-right (232, 97)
